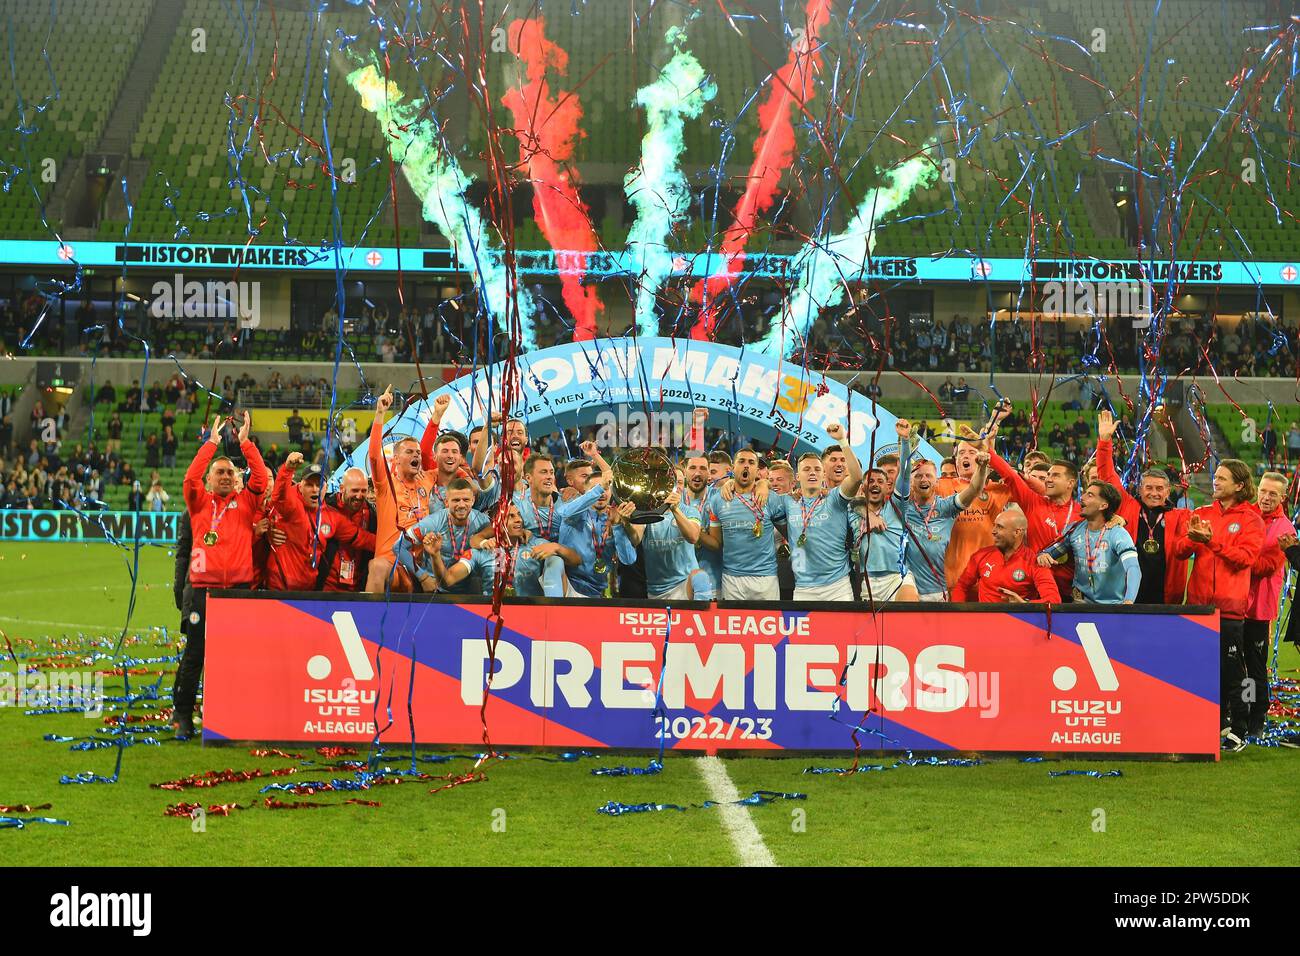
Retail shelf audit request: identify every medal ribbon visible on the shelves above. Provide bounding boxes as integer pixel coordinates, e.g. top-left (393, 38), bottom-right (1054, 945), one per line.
top-left (736, 491), bottom-right (765, 529)
top-left (799, 494), bottom-right (826, 543)
top-left (208, 495), bottom-right (231, 541)
top-left (1139, 507), bottom-right (1164, 545)
top-left (1083, 526), bottom-right (1102, 585)
top-left (590, 512), bottom-right (613, 565)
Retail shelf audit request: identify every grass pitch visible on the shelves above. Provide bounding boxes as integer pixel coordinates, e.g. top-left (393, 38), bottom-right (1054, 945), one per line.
top-left (1, 541), bottom-right (1297, 866)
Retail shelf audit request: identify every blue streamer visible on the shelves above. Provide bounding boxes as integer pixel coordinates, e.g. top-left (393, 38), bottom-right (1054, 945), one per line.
top-left (1048, 769), bottom-right (1123, 778)
top-left (598, 791), bottom-right (805, 815)
top-left (1, 816), bottom-right (70, 829)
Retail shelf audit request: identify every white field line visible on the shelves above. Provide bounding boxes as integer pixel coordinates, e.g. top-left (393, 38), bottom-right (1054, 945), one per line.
top-left (695, 756), bottom-right (777, 868)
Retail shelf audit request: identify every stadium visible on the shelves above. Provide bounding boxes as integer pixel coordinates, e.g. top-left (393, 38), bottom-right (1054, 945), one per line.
top-left (1, 0), bottom-right (1298, 893)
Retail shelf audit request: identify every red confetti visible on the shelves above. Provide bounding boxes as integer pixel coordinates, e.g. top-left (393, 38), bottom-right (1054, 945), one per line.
top-left (163, 802), bottom-right (247, 818)
top-left (315, 746), bottom-right (358, 758)
top-left (249, 748), bottom-right (303, 759)
top-left (151, 767), bottom-right (299, 791)
top-left (428, 771), bottom-right (487, 794)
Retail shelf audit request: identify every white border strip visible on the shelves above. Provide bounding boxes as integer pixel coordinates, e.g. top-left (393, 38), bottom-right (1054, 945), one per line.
top-left (695, 756), bottom-right (777, 868)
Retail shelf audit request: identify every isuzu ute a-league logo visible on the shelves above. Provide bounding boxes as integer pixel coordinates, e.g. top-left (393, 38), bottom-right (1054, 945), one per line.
top-left (300, 612), bottom-right (378, 735)
top-left (149, 273), bottom-right (260, 328)
top-left (1049, 623), bottom-right (1123, 746)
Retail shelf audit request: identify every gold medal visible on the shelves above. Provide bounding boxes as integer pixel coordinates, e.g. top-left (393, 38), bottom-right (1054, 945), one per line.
top-left (1142, 538), bottom-right (1160, 554)
top-left (203, 531), bottom-right (218, 546)
top-left (797, 533), bottom-right (807, 548)
top-left (752, 519), bottom-right (763, 537)
top-left (594, 559), bottom-right (608, 575)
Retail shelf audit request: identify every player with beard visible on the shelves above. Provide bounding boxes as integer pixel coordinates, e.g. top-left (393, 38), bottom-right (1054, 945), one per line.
top-left (314, 467), bottom-right (377, 592)
top-left (561, 483), bottom-right (638, 598)
top-left (1037, 482), bottom-right (1140, 604)
top-left (621, 483), bottom-right (716, 602)
top-left (396, 478), bottom-right (495, 595)
top-left (681, 452), bottom-right (722, 596)
top-left (699, 448), bottom-right (790, 600)
top-left (957, 509), bottom-right (1060, 603)
top-left (420, 503), bottom-right (581, 596)
top-left (854, 467), bottom-right (918, 602)
top-left (1172, 459), bottom-right (1265, 751)
top-left (779, 423), bottom-right (862, 600)
top-left (987, 405), bottom-right (1081, 600)
top-left (892, 419), bottom-right (992, 601)
top-left (1094, 410), bottom-right (1190, 604)
top-left (514, 442), bottom-right (612, 542)
top-left (1243, 472), bottom-right (1296, 736)
top-left (266, 453), bottom-right (335, 591)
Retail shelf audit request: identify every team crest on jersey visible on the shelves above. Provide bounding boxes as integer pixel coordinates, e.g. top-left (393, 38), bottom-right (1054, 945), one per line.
top-left (227, 500), bottom-right (238, 510)
top-left (319, 523), bottom-right (331, 536)
top-left (979, 491), bottom-right (989, 501)
top-left (1098, 541), bottom-right (1108, 550)
top-left (1012, 569), bottom-right (1026, 581)
top-left (417, 487), bottom-right (428, 498)
top-left (1228, 522), bottom-right (1240, 533)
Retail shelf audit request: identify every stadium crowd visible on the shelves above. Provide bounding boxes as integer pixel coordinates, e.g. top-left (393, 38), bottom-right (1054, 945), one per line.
top-left (169, 395), bottom-right (1300, 752)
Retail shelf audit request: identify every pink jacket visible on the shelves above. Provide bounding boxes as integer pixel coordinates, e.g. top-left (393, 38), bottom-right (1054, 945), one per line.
top-left (1246, 507), bottom-right (1297, 621)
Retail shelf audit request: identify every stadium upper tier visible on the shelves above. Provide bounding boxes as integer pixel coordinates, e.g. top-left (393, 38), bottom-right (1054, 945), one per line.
top-left (0, 0), bottom-right (1293, 260)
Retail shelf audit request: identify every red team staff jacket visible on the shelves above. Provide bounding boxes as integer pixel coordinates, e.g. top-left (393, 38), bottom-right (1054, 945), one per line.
top-left (267, 463), bottom-right (378, 591)
top-left (955, 544), bottom-right (1063, 603)
top-left (315, 497), bottom-right (377, 592)
top-left (988, 453), bottom-right (1078, 597)
top-left (183, 440), bottom-right (269, 588)
top-left (1095, 437), bottom-right (1191, 602)
top-left (1170, 498), bottom-right (1265, 620)
top-left (267, 463), bottom-right (319, 591)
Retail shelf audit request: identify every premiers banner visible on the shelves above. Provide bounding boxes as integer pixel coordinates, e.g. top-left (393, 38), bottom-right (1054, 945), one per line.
top-left (0, 509), bottom-right (180, 544)
top-left (204, 597), bottom-right (1221, 756)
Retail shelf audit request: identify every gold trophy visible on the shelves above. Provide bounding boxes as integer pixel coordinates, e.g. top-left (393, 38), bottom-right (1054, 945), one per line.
top-left (610, 447), bottom-right (676, 524)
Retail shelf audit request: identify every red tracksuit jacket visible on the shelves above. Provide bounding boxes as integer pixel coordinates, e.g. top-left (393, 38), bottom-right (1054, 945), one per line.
top-left (267, 464), bottom-right (319, 591)
top-left (1170, 498), bottom-right (1265, 620)
top-left (989, 452), bottom-right (1078, 597)
top-left (1095, 438), bottom-right (1191, 602)
top-left (317, 498), bottom-right (377, 592)
top-left (183, 440), bottom-right (269, 588)
top-left (955, 544), bottom-right (1062, 603)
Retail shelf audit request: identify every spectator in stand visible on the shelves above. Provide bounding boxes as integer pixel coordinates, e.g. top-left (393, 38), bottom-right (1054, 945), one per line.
top-left (0, 415), bottom-right (12, 456)
top-left (127, 479), bottom-right (145, 511)
top-left (1260, 422), bottom-right (1277, 467)
top-left (1287, 421), bottom-right (1300, 463)
top-left (94, 381), bottom-right (115, 406)
top-left (287, 410), bottom-right (305, 447)
top-left (144, 433), bottom-right (161, 469)
top-left (161, 426), bottom-right (178, 468)
top-left (105, 413), bottom-right (123, 455)
top-left (147, 480), bottom-right (169, 512)
top-left (938, 377), bottom-right (954, 402)
top-left (176, 390), bottom-right (194, 414)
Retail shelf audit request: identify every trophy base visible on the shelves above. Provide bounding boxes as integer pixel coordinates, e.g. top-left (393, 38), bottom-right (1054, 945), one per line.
top-left (630, 509), bottom-right (668, 524)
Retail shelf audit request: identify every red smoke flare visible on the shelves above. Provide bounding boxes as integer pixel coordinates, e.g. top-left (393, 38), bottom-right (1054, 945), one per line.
top-left (689, 0), bottom-right (833, 339)
top-left (502, 18), bottom-right (604, 341)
